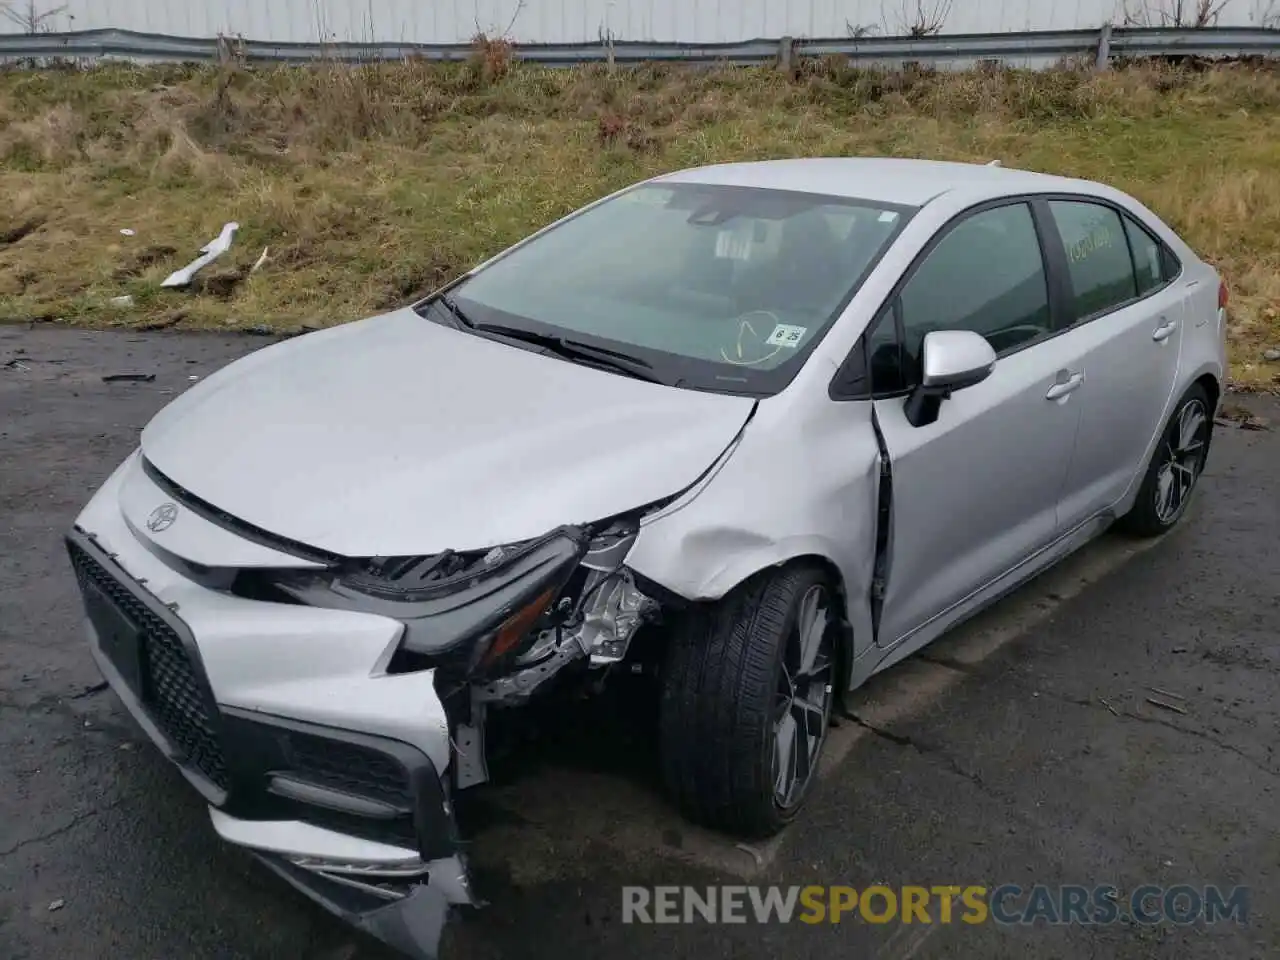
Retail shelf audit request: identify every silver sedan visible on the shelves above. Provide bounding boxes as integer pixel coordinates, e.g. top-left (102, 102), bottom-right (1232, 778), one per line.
top-left (65, 157), bottom-right (1227, 957)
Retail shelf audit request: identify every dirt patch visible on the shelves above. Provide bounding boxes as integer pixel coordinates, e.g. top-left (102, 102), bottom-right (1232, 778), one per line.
top-left (0, 217), bottom-right (42, 245)
top-left (1216, 402), bottom-right (1272, 431)
top-left (189, 268), bottom-right (247, 300)
top-left (111, 245), bottom-right (179, 282)
top-left (375, 260), bottom-right (460, 310)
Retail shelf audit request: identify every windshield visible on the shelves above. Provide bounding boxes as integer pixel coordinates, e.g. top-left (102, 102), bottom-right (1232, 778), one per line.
top-left (433, 181), bottom-right (914, 395)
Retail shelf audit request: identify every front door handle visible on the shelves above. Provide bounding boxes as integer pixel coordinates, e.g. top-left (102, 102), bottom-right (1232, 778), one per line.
top-left (1045, 371), bottom-right (1085, 401)
top-left (1152, 317), bottom-right (1179, 342)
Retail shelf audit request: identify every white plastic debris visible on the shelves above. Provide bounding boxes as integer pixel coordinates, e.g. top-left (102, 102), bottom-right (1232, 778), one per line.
top-left (119, 228), bottom-right (136, 237)
top-left (48, 899), bottom-right (65, 912)
top-left (160, 222), bottom-right (240, 289)
top-left (986, 159), bottom-right (1002, 167)
top-left (109, 295), bottom-right (134, 308)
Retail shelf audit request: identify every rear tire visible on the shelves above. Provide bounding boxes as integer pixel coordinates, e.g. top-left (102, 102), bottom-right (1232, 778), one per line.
top-left (658, 563), bottom-right (836, 839)
top-left (1117, 383), bottom-right (1213, 538)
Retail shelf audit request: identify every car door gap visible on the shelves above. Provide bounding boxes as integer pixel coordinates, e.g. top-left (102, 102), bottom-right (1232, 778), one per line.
top-left (869, 404), bottom-right (894, 643)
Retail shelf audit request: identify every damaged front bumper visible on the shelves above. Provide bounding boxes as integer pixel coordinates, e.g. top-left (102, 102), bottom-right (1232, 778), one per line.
top-left (213, 811), bottom-right (475, 958)
top-left (64, 500), bottom-right (475, 959)
top-left (64, 452), bottom-right (664, 959)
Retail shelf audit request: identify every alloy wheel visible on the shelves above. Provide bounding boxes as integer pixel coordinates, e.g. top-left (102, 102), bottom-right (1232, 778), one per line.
top-left (771, 584), bottom-right (835, 810)
top-left (1154, 398), bottom-right (1209, 525)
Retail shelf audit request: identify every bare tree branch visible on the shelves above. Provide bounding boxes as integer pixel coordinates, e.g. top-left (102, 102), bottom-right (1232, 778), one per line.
top-left (883, 0), bottom-right (953, 37)
top-left (846, 20), bottom-right (880, 39)
top-left (472, 0), bottom-right (525, 42)
top-left (0, 1), bottom-right (68, 34)
top-left (1119, 0), bottom-right (1228, 27)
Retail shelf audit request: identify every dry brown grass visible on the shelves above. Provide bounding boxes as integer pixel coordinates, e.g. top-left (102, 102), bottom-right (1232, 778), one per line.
top-left (1, 55), bottom-right (1279, 386)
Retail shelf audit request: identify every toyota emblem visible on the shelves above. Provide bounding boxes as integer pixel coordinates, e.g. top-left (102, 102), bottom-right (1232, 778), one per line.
top-left (147, 502), bottom-right (179, 533)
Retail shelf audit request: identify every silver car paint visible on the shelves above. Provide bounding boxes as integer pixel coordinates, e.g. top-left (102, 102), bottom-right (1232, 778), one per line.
top-left (66, 159), bottom-right (1227, 958)
top-left (628, 161), bottom-right (1225, 690)
top-left (76, 450), bottom-right (454, 775)
top-left (118, 453), bottom-right (327, 570)
top-left (140, 308), bottom-right (755, 558)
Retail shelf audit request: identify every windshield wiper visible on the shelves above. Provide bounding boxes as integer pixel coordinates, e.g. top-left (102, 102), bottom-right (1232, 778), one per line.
top-left (467, 321), bottom-right (665, 385)
top-left (436, 293), bottom-right (477, 330)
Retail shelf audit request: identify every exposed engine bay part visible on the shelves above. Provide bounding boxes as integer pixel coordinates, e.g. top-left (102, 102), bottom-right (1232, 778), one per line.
top-left (228, 516), bottom-right (662, 791)
top-left (444, 522), bottom-right (662, 790)
top-left (583, 570), bottom-right (661, 666)
top-left (453, 695), bottom-right (489, 791)
top-left (471, 568), bottom-right (657, 704)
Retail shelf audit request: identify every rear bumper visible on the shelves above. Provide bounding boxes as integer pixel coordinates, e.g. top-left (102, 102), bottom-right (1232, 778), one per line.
top-left (65, 458), bottom-right (475, 959)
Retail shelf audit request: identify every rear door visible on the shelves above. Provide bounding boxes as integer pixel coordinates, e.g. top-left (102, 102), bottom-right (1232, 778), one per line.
top-left (1041, 198), bottom-right (1187, 531)
top-left (866, 200), bottom-right (1085, 647)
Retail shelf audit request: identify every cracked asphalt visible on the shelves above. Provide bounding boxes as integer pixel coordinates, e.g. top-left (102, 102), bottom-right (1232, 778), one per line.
top-left (2, 327), bottom-right (1278, 960)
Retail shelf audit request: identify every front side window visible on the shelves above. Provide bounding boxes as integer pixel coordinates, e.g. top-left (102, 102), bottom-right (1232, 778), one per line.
top-left (897, 202), bottom-right (1051, 377)
top-left (433, 182), bottom-right (912, 395)
top-left (866, 304), bottom-right (905, 394)
top-left (1049, 200), bottom-right (1137, 320)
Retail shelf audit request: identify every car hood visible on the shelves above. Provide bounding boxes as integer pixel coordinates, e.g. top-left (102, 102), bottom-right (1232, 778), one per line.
top-left (140, 309), bottom-right (755, 558)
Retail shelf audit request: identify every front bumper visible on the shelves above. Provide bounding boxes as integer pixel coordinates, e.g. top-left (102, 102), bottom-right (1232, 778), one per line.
top-left (65, 455), bottom-right (475, 959)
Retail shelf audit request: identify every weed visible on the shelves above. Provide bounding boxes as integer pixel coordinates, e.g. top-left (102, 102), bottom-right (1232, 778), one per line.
top-left (0, 59), bottom-right (1278, 385)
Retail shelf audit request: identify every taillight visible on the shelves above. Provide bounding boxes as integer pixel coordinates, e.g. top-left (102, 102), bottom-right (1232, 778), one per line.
top-left (1218, 280), bottom-right (1229, 310)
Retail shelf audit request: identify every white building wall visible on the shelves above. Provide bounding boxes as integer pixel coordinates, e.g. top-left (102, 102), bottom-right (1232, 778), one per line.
top-left (10, 0), bottom-right (1272, 42)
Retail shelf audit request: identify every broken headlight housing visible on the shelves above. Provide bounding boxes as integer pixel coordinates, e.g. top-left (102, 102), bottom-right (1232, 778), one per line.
top-left (252, 518), bottom-right (657, 679)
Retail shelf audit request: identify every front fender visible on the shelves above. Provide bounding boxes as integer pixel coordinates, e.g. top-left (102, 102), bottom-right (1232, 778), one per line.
top-left (624, 396), bottom-right (882, 672)
top-left (628, 527), bottom-right (848, 603)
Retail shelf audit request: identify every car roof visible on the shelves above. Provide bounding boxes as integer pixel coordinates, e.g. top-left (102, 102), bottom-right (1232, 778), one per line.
top-left (657, 157), bottom-right (1087, 208)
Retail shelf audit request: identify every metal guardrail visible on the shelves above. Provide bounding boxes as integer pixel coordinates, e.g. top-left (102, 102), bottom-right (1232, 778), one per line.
top-left (0, 26), bottom-right (1278, 68)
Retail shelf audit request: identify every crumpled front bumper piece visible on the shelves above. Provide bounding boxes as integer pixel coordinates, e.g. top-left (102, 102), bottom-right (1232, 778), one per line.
top-left (213, 811), bottom-right (475, 959)
top-left (63, 465), bottom-right (476, 960)
top-left (260, 852), bottom-right (459, 957)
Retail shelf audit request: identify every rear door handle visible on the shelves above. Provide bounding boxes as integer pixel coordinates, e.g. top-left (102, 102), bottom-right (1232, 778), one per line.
top-left (1153, 317), bottom-right (1179, 342)
top-left (1045, 371), bottom-right (1084, 401)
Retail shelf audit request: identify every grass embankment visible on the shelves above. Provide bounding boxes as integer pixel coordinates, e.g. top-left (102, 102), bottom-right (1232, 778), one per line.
top-left (1, 54), bottom-right (1278, 386)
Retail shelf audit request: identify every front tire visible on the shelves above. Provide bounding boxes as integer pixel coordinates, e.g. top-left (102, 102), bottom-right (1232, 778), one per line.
top-left (658, 564), bottom-right (837, 839)
top-left (1117, 383), bottom-right (1213, 538)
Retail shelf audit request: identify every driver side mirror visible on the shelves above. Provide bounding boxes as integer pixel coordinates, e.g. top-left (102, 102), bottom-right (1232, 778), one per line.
top-left (904, 330), bottom-right (997, 428)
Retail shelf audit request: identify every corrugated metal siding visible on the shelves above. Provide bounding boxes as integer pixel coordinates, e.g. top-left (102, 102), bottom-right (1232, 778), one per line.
top-left (12, 0), bottom-right (1269, 42)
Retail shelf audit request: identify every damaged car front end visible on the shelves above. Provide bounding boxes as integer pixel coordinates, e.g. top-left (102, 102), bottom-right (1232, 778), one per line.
top-left (63, 171), bottom-right (923, 956)
top-left (65, 446), bottom-right (672, 960)
top-left (239, 514), bottom-right (665, 790)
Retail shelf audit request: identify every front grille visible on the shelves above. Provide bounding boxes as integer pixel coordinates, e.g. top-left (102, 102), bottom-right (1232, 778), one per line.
top-left (69, 542), bottom-right (230, 792)
top-left (285, 730), bottom-right (412, 807)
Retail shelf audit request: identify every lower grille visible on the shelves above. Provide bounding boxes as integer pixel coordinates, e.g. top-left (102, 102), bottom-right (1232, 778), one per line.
top-left (69, 541), bottom-right (231, 792)
top-left (285, 730), bottom-right (412, 807)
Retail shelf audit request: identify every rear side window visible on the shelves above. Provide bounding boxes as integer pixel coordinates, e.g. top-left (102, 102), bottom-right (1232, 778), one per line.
top-left (1048, 200), bottom-right (1137, 320)
top-left (1123, 214), bottom-right (1172, 294)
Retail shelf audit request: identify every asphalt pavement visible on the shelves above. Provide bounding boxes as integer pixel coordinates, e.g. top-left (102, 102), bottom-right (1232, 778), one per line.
top-left (1, 326), bottom-right (1277, 960)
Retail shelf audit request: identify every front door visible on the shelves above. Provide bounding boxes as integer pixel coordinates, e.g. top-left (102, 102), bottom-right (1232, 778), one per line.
top-left (867, 201), bottom-right (1083, 647)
